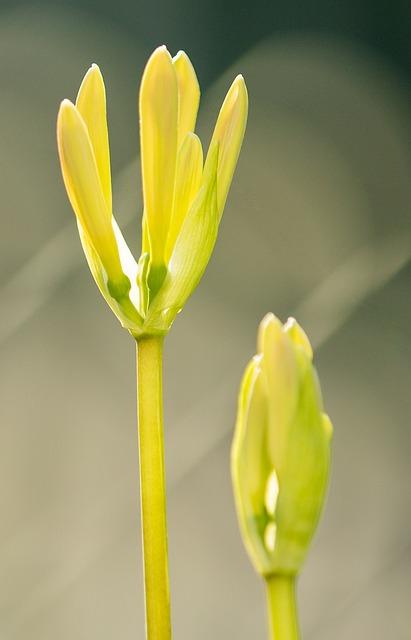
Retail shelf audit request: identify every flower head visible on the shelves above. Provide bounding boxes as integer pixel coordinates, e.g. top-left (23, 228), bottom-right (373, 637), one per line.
top-left (57, 47), bottom-right (248, 337)
top-left (231, 314), bottom-right (332, 578)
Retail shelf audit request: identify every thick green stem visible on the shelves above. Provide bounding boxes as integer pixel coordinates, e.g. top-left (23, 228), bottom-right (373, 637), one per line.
top-left (265, 575), bottom-right (300, 640)
top-left (136, 336), bottom-right (171, 640)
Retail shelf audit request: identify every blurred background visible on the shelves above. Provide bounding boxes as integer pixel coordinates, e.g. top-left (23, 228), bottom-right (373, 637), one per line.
top-left (0, 0), bottom-right (411, 638)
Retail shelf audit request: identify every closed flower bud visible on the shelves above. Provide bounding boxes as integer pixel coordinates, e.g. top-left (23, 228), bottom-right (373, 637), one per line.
top-left (231, 314), bottom-right (332, 578)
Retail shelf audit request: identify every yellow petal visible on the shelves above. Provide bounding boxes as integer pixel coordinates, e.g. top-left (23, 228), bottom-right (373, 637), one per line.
top-left (139, 46), bottom-right (178, 268)
top-left (231, 355), bottom-right (273, 575)
top-left (173, 50), bottom-right (200, 147)
top-left (204, 74), bottom-right (248, 218)
top-left (145, 142), bottom-right (219, 327)
top-left (322, 413), bottom-right (333, 440)
top-left (257, 314), bottom-right (299, 473)
top-left (257, 313), bottom-right (282, 356)
top-left (76, 64), bottom-right (112, 211)
top-left (57, 99), bottom-right (123, 284)
top-left (165, 132), bottom-right (203, 262)
top-left (283, 317), bottom-right (313, 360)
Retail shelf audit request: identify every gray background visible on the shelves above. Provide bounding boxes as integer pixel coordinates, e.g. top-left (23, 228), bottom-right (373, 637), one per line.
top-left (0, 2), bottom-right (410, 638)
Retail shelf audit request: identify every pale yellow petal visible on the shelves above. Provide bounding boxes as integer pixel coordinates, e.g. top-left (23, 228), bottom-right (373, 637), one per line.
top-left (257, 314), bottom-right (299, 473)
top-left (76, 64), bottom-right (112, 211)
top-left (173, 50), bottom-right (200, 146)
top-left (231, 356), bottom-right (274, 575)
top-left (322, 413), bottom-right (333, 440)
top-left (204, 74), bottom-right (248, 218)
top-left (57, 99), bottom-right (123, 284)
top-left (165, 132), bottom-right (203, 261)
top-left (145, 142), bottom-right (219, 326)
top-left (284, 317), bottom-right (313, 360)
top-left (139, 45), bottom-right (178, 267)
top-left (257, 313), bottom-right (282, 355)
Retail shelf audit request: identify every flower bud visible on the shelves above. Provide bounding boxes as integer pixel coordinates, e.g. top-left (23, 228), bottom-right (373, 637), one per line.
top-left (231, 314), bottom-right (332, 577)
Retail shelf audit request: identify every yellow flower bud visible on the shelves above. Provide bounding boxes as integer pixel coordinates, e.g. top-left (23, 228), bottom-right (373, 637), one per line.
top-left (231, 314), bottom-right (332, 578)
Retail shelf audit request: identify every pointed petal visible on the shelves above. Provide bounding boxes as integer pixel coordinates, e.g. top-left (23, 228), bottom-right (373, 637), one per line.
top-left (57, 99), bottom-right (123, 286)
top-left (275, 362), bottom-right (331, 571)
top-left (257, 314), bottom-right (299, 473)
top-left (173, 50), bottom-right (200, 146)
top-left (165, 132), bottom-right (203, 261)
top-left (284, 317), bottom-right (313, 360)
top-left (232, 356), bottom-right (270, 516)
top-left (204, 74), bottom-right (248, 218)
top-left (146, 143), bottom-right (219, 324)
top-left (139, 46), bottom-right (178, 267)
top-left (76, 64), bottom-right (112, 211)
top-left (322, 413), bottom-right (333, 440)
top-left (231, 356), bottom-right (274, 575)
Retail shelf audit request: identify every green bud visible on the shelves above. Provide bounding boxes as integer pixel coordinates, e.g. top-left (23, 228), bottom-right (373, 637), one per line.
top-left (231, 314), bottom-right (332, 578)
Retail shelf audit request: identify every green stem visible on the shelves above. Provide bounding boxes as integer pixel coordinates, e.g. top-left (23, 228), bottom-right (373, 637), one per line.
top-left (265, 575), bottom-right (300, 640)
top-left (136, 336), bottom-right (172, 640)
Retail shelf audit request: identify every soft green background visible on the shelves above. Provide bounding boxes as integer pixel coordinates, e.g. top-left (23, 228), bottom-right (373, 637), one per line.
top-left (0, 1), bottom-right (410, 638)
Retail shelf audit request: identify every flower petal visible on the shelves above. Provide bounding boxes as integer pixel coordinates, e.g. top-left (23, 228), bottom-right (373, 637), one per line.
top-left (165, 132), bottom-right (203, 262)
top-left (76, 64), bottom-right (112, 211)
top-left (139, 46), bottom-right (178, 268)
top-left (284, 317), bottom-right (313, 360)
top-left (173, 50), bottom-right (200, 146)
top-left (257, 314), bottom-right (299, 474)
top-left (231, 356), bottom-right (273, 576)
top-left (146, 142), bottom-right (219, 327)
top-left (204, 74), bottom-right (248, 218)
top-left (57, 99), bottom-right (124, 287)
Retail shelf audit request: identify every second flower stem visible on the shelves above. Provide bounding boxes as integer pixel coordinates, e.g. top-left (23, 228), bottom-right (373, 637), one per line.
top-left (136, 336), bottom-right (171, 640)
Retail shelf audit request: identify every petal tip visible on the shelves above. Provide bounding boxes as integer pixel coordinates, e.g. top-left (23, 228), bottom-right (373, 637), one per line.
top-left (284, 317), bottom-right (313, 359)
top-left (141, 46), bottom-right (175, 88)
top-left (173, 49), bottom-right (186, 61)
top-left (77, 63), bottom-right (104, 94)
top-left (257, 313), bottom-right (282, 353)
top-left (59, 98), bottom-right (74, 110)
top-left (150, 45), bottom-right (172, 62)
top-left (88, 62), bottom-right (103, 79)
top-left (233, 74), bottom-right (248, 99)
top-left (57, 99), bottom-right (77, 124)
top-left (260, 312), bottom-right (279, 329)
